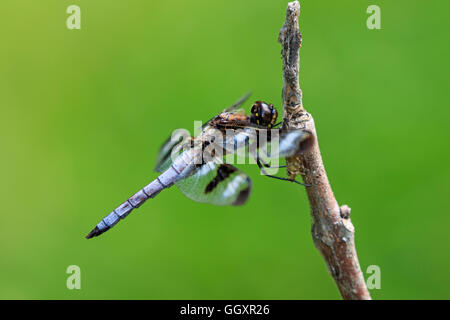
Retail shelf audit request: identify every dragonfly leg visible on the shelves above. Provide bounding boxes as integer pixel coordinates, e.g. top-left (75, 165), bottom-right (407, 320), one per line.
top-left (256, 158), bottom-right (310, 187)
top-left (272, 121), bottom-right (282, 128)
top-left (257, 156), bottom-right (286, 169)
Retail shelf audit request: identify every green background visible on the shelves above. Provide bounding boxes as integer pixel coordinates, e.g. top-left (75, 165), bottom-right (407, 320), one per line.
top-left (1, 0), bottom-right (449, 299)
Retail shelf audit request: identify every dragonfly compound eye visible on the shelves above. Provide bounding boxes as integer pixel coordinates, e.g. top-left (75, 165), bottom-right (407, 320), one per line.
top-left (251, 101), bottom-right (277, 127)
top-left (257, 102), bottom-right (277, 128)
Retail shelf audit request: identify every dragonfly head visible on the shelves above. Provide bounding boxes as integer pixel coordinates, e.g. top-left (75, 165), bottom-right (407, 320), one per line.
top-left (250, 101), bottom-right (278, 128)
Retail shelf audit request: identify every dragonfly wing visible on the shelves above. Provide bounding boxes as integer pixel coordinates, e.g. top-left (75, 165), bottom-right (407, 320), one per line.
top-left (154, 133), bottom-right (187, 172)
top-left (154, 153), bottom-right (174, 173)
top-left (250, 129), bottom-right (314, 162)
top-left (202, 92), bottom-right (252, 130)
top-left (221, 127), bottom-right (312, 159)
top-left (278, 129), bottom-right (314, 157)
top-left (222, 92), bottom-right (252, 113)
top-left (175, 162), bottom-right (252, 206)
top-left (155, 93), bottom-right (251, 171)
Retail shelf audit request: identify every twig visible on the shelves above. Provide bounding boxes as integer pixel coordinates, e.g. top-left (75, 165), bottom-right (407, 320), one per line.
top-left (278, 1), bottom-right (371, 300)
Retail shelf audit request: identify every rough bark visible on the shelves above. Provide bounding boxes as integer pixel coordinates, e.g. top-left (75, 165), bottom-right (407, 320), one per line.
top-left (279, 1), bottom-right (371, 300)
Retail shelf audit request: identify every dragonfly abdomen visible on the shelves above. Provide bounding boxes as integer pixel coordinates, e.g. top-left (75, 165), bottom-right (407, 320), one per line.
top-left (85, 152), bottom-right (195, 239)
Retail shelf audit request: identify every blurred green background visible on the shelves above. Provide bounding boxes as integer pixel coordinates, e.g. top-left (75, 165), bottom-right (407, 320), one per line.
top-left (1, 0), bottom-right (449, 299)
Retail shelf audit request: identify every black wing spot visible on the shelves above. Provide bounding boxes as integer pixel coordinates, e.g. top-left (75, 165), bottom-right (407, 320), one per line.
top-left (232, 177), bottom-right (252, 206)
top-left (205, 164), bottom-right (237, 194)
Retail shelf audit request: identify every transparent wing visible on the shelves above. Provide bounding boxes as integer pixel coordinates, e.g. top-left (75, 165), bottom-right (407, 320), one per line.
top-left (154, 151), bottom-right (176, 173)
top-left (221, 128), bottom-right (313, 159)
top-left (154, 142), bottom-right (252, 206)
top-left (202, 92), bottom-right (252, 130)
top-left (222, 92), bottom-right (252, 113)
top-left (277, 129), bottom-right (314, 157)
top-left (155, 93), bottom-right (251, 171)
top-left (246, 129), bottom-right (314, 164)
top-left (175, 162), bottom-right (252, 206)
top-left (154, 134), bottom-right (185, 172)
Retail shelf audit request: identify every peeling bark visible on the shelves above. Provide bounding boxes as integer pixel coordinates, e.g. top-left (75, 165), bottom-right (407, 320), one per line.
top-left (279, 1), bottom-right (371, 300)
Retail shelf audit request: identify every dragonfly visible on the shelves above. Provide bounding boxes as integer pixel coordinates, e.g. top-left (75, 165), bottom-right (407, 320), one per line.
top-left (85, 93), bottom-right (313, 239)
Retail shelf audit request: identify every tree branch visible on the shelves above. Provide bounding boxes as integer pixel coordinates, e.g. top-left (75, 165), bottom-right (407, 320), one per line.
top-left (278, 1), bottom-right (371, 300)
